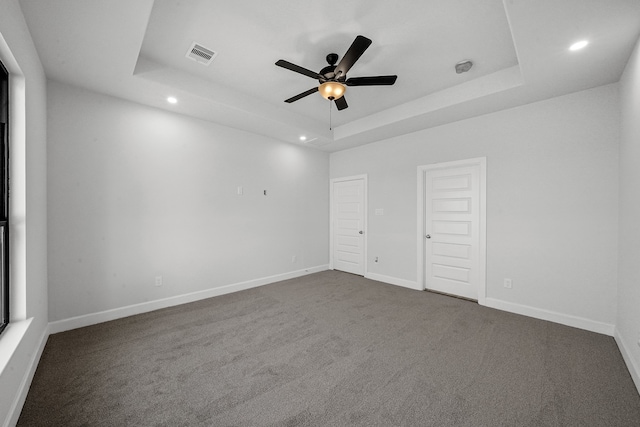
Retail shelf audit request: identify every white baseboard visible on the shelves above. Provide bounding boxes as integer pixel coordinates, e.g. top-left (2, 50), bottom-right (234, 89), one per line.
top-left (483, 297), bottom-right (615, 336)
top-left (49, 265), bottom-right (329, 334)
top-left (365, 272), bottom-right (421, 291)
top-left (363, 276), bottom-right (615, 337)
top-left (614, 328), bottom-right (640, 396)
top-left (4, 321), bottom-right (49, 427)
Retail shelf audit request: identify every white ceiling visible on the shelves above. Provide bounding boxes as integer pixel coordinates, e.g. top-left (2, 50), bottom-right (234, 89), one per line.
top-left (19, 0), bottom-right (640, 152)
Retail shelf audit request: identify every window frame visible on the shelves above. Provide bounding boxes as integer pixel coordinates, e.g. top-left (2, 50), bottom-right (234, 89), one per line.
top-left (0, 58), bottom-right (9, 335)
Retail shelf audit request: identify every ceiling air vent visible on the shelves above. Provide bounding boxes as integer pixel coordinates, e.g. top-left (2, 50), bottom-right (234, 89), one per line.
top-left (186, 42), bottom-right (217, 66)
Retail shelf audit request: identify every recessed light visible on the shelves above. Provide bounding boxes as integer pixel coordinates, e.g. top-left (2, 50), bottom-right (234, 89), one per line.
top-left (167, 96), bottom-right (178, 104)
top-left (299, 136), bottom-right (307, 142)
top-left (569, 40), bottom-right (589, 51)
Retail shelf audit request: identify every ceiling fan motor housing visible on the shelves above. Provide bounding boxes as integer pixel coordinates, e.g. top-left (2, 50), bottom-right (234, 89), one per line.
top-left (319, 65), bottom-right (337, 81)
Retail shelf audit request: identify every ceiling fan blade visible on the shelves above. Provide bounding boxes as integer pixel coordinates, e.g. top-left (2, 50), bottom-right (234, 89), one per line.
top-left (335, 96), bottom-right (348, 111)
top-left (345, 75), bottom-right (398, 86)
top-left (276, 60), bottom-right (322, 80)
top-left (284, 87), bottom-right (318, 103)
top-left (334, 35), bottom-right (372, 78)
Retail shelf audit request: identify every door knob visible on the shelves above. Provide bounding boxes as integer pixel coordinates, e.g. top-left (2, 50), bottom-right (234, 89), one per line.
top-left (425, 234), bottom-right (431, 239)
top-left (359, 230), bottom-right (364, 235)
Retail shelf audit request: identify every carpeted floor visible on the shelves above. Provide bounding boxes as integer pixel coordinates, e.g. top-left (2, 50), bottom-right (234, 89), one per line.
top-left (18, 270), bottom-right (640, 426)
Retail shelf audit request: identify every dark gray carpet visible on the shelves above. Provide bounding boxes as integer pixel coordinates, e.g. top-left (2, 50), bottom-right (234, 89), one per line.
top-left (18, 270), bottom-right (640, 426)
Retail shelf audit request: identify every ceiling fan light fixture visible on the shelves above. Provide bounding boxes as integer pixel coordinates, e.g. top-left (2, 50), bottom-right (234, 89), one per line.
top-left (319, 81), bottom-right (346, 100)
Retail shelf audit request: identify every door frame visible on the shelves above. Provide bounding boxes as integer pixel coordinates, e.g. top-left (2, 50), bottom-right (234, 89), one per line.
top-left (416, 158), bottom-right (486, 304)
top-left (330, 174), bottom-right (368, 274)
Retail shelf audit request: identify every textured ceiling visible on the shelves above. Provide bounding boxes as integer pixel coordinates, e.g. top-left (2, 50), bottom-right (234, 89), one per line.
top-left (138, 0), bottom-right (517, 126)
top-left (19, 0), bottom-right (640, 151)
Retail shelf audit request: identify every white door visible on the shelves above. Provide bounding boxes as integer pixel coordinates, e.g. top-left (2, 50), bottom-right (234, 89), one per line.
top-left (424, 164), bottom-right (481, 300)
top-left (332, 177), bottom-right (365, 275)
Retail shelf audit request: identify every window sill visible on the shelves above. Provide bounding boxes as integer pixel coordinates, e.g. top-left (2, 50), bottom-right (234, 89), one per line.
top-left (0, 317), bottom-right (33, 377)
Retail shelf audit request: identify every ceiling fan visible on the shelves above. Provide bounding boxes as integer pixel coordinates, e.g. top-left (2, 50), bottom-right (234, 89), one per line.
top-left (275, 35), bottom-right (397, 111)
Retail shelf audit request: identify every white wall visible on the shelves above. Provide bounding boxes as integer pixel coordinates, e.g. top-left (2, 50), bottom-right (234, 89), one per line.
top-left (617, 34), bottom-right (640, 391)
top-left (0, 0), bottom-right (49, 425)
top-left (331, 84), bottom-right (620, 331)
top-left (47, 81), bottom-right (329, 323)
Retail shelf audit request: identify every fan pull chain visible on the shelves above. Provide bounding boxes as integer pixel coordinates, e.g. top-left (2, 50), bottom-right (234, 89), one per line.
top-left (329, 100), bottom-right (333, 130)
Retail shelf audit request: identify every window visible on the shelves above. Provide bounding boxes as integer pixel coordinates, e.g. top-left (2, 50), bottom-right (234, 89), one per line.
top-left (0, 59), bottom-right (8, 334)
